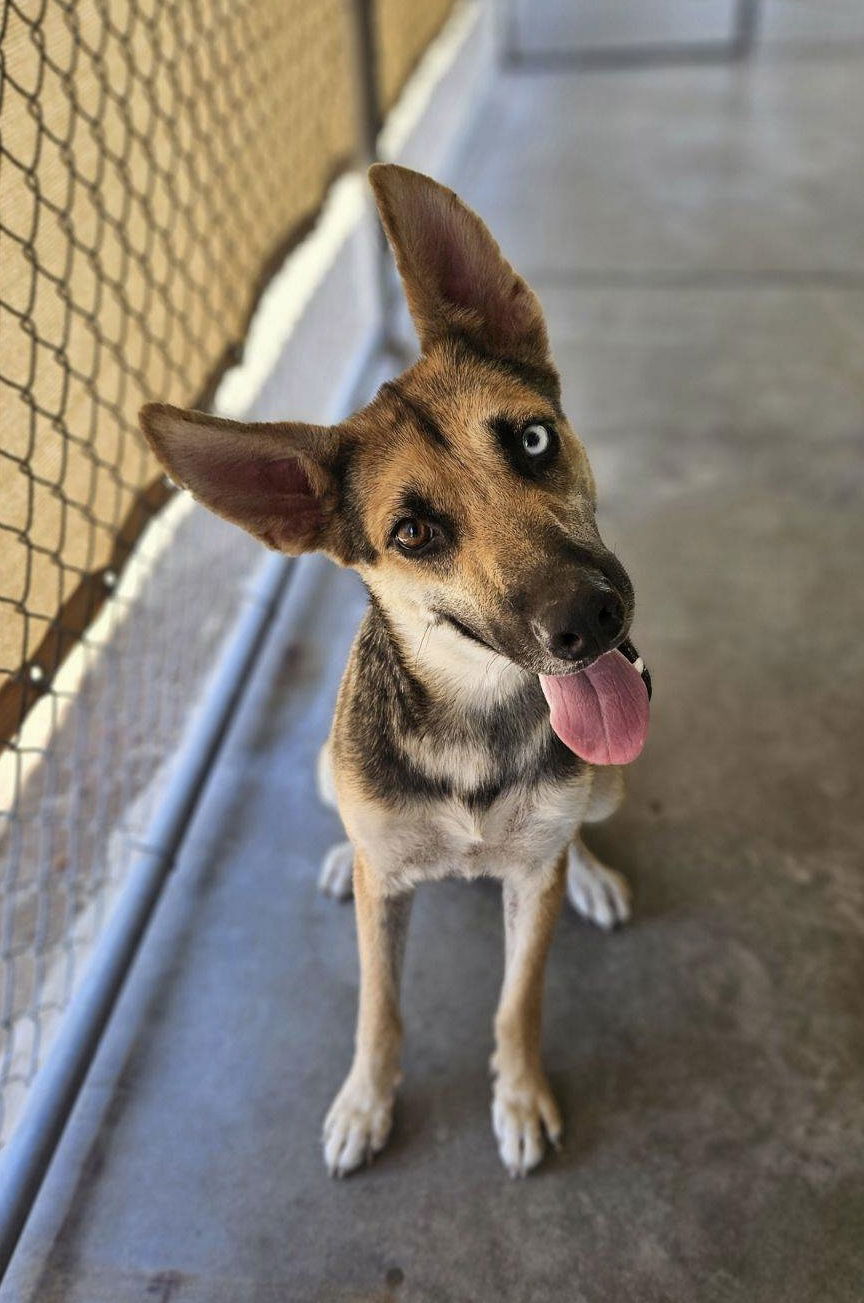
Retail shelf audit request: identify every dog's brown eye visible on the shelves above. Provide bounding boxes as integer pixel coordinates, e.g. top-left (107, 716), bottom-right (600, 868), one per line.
top-left (394, 516), bottom-right (434, 551)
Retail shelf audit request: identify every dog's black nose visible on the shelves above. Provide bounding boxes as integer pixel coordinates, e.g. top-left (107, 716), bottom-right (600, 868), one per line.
top-left (538, 584), bottom-right (625, 662)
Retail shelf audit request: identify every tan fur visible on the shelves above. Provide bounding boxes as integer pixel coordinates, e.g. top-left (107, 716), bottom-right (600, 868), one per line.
top-left (346, 355), bottom-right (599, 635)
top-left (493, 855), bottom-right (568, 1171)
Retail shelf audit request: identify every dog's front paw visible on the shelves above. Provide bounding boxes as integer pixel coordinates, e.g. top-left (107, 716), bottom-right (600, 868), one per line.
top-left (566, 841), bottom-right (631, 929)
top-left (492, 1073), bottom-right (562, 1178)
top-left (318, 841), bottom-right (354, 900)
top-left (323, 1074), bottom-right (395, 1176)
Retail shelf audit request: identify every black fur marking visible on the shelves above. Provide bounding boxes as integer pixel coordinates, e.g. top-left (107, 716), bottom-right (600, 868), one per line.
top-left (381, 380), bottom-right (451, 450)
top-left (396, 490), bottom-right (458, 545)
top-left (346, 601), bottom-right (584, 811)
top-left (328, 444), bottom-right (377, 565)
top-left (345, 602), bottom-right (444, 801)
top-left (489, 415), bottom-right (560, 484)
top-left (388, 491), bottom-right (457, 566)
top-left (448, 333), bottom-right (563, 410)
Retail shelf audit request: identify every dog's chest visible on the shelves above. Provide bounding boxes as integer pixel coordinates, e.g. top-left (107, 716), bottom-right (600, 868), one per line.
top-left (350, 771), bottom-right (592, 890)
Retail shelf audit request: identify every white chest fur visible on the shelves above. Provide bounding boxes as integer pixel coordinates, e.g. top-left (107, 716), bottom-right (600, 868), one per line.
top-left (344, 768), bottom-right (596, 893)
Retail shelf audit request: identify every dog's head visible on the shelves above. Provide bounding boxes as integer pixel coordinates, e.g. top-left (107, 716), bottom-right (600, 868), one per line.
top-left (141, 166), bottom-right (649, 763)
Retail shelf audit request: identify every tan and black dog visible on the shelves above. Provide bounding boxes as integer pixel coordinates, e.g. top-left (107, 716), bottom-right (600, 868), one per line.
top-left (140, 165), bottom-right (651, 1178)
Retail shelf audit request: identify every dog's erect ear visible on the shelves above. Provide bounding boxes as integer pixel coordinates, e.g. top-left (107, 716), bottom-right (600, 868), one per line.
top-left (369, 163), bottom-right (550, 365)
top-left (139, 404), bottom-right (343, 555)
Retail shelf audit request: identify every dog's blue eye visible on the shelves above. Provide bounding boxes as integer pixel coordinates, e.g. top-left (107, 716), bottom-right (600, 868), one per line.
top-left (522, 424), bottom-right (551, 456)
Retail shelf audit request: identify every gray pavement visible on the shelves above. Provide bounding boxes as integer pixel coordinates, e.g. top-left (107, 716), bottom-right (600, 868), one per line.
top-left (6, 11), bottom-right (864, 1302)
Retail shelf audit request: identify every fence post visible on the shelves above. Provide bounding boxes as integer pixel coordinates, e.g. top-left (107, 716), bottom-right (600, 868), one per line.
top-left (345, 0), bottom-right (404, 360)
top-left (733, 0), bottom-right (762, 57)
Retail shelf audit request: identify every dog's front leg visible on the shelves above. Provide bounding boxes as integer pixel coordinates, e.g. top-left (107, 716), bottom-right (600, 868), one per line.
top-left (492, 857), bottom-right (566, 1176)
top-left (323, 851), bottom-right (412, 1176)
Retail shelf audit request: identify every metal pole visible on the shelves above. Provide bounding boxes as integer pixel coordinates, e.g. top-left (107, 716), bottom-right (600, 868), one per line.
top-left (346, 0), bottom-right (406, 360)
top-left (501, 0), bottom-right (521, 65)
top-left (732, 0), bottom-right (762, 58)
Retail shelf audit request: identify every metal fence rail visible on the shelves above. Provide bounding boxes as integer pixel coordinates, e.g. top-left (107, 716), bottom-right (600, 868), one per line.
top-left (0, 0), bottom-right (458, 1262)
top-left (0, 549), bottom-right (293, 1274)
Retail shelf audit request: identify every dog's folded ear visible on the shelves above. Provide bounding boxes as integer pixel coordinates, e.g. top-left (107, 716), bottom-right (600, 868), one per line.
top-left (369, 163), bottom-right (550, 367)
top-left (139, 404), bottom-right (344, 556)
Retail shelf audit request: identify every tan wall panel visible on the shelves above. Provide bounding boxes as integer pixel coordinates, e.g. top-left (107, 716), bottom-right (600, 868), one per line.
top-left (374, 0), bottom-right (459, 113)
top-left (1, 0), bottom-right (358, 728)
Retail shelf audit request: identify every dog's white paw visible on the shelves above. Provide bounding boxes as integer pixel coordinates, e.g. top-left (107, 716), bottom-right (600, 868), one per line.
top-left (323, 1075), bottom-right (395, 1176)
top-left (566, 841), bottom-right (631, 930)
top-left (318, 841), bottom-right (354, 900)
top-left (492, 1074), bottom-right (562, 1178)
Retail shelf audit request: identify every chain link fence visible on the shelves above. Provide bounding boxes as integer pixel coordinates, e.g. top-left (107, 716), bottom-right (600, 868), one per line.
top-left (0, 0), bottom-right (458, 1149)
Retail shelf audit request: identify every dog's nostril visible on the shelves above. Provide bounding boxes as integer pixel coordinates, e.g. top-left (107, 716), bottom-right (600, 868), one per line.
top-left (596, 600), bottom-right (623, 637)
top-left (552, 629), bottom-right (586, 658)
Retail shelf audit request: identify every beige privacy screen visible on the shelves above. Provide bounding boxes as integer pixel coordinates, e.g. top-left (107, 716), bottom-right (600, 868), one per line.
top-left (0, 0), bottom-right (359, 742)
top-left (374, 0), bottom-right (459, 113)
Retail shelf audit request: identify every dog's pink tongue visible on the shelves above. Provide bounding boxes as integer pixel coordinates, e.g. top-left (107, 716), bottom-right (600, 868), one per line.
top-left (539, 650), bottom-right (649, 765)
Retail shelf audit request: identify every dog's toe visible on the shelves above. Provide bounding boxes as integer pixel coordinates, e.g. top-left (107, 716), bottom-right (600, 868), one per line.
top-left (323, 1077), bottom-right (394, 1176)
top-left (566, 843), bottom-right (631, 929)
top-left (318, 841), bottom-right (354, 900)
top-left (492, 1077), bottom-right (562, 1177)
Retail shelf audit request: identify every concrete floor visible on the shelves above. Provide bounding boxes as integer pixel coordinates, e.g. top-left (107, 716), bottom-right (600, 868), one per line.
top-left (6, 13), bottom-right (864, 1303)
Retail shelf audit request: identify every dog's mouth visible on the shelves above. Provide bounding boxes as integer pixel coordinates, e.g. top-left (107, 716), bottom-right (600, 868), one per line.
top-left (436, 611), bottom-right (497, 653)
top-left (617, 637), bottom-right (653, 700)
top-left (436, 610), bottom-right (652, 768)
top-left (539, 637), bottom-right (651, 767)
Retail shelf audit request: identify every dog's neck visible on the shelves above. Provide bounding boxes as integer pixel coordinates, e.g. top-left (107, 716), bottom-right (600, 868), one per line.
top-left (346, 595), bottom-right (582, 811)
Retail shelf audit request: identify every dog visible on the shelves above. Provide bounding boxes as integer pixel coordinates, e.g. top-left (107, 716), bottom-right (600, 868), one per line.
top-left (139, 164), bottom-right (651, 1179)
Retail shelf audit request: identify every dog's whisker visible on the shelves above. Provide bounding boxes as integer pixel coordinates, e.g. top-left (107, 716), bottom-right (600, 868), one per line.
top-left (414, 620), bottom-right (434, 667)
top-left (482, 650), bottom-right (505, 682)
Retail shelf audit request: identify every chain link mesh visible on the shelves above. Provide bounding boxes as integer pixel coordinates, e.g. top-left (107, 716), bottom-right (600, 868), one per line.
top-left (0, 0), bottom-right (458, 1147)
top-left (0, 0), bottom-right (358, 729)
